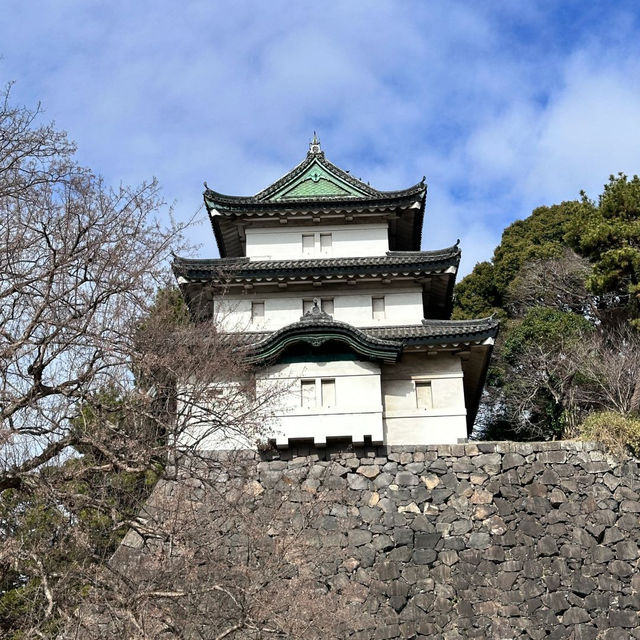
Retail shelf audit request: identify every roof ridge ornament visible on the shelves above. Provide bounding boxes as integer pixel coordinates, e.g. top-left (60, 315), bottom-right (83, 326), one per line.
top-left (300, 297), bottom-right (332, 322)
top-left (308, 131), bottom-right (322, 155)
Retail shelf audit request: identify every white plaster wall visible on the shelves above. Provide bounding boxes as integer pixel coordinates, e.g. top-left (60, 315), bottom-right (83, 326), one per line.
top-left (381, 352), bottom-right (467, 445)
top-left (257, 359), bottom-right (384, 446)
top-left (177, 352), bottom-right (470, 448)
top-left (383, 415), bottom-right (467, 445)
top-left (245, 224), bottom-right (389, 259)
top-left (214, 287), bottom-right (425, 331)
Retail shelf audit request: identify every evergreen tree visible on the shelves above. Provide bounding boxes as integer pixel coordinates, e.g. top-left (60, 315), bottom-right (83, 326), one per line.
top-left (455, 174), bottom-right (640, 440)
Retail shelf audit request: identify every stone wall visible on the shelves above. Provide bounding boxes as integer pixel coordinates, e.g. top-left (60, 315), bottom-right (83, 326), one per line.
top-left (252, 441), bottom-right (640, 639)
top-left (117, 441), bottom-right (640, 639)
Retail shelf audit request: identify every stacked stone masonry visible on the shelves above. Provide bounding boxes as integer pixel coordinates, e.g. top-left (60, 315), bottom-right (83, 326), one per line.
top-left (121, 441), bottom-right (640, 638)
top-left (257, 441), bottom-right (640, 639)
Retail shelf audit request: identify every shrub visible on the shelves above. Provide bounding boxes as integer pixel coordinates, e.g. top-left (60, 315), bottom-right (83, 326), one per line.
top-left (579, 411), bottom-right (640, 455)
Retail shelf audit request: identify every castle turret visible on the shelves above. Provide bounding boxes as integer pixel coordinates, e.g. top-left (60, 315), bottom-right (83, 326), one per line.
top-left (174, 138), bottom-right (497, 447)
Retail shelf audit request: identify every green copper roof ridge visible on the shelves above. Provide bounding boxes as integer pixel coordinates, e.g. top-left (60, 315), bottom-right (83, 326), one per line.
top-left (254, 150), bottom-right (381, 201)
top-left (202, 146), bottom-right (427, 206)
top-left (267, 160), bottom-right (367, 200)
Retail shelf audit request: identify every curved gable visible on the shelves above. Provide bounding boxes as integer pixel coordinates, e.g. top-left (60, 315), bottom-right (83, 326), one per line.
top-left (247, 314), bottom-right (402, 365)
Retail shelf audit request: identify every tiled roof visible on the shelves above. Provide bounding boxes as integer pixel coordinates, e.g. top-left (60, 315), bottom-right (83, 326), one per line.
top-left (173, 247), bottom-right (460, 282)
top-left (366, 317), bottom-right (500, 343)
top-left (203, 145), bottom-right (426, 209)
top-left (245, 311), bottom-right (405, 364)
top-left (230, 316), bottom-right (499, 351)
top-left (204, 185), bottom-right (426, 211)
top-left (227, 314), bottom-right (498, 432)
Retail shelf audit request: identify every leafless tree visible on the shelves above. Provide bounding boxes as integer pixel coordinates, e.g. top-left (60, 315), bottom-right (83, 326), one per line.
top-left (492, 320), bottom-right (640, 440)
top-left (497, 335), bottom-right (584, 439)
top-left (478, 249), bottom-right (640, 440)
top-left (571, 325), bottom-right (640, 416)
top-left (505, 248), bottom-right (595, 318)
top-left (0, 85), bottom-right (350, 639)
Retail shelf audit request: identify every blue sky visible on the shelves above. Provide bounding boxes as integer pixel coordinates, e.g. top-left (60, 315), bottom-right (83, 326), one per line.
top-left (2, 1), bottom-right (640, 275)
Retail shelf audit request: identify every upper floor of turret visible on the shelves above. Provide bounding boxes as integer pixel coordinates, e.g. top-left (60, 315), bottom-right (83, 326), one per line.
top-left (203, 135), bottom-right (427, 258)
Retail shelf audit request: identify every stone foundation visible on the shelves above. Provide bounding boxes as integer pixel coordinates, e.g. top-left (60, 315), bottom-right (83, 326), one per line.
top-left (118, 441), bottom-right (640, 638)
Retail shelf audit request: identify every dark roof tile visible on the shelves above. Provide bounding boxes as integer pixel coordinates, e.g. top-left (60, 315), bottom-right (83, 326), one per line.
top-left (173, 247), bottom-right (460, 282)
top-left (228, 316), bottom-right (498, 349)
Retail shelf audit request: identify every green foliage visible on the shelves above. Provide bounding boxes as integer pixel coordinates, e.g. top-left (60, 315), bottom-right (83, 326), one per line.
top-left (501, 308), bottom-right (592, 364)
top-left (451, 261), bottom-right (501, 319)
top-left (0, 492), bottom-right (72, 637)
top-left (145, 285), bottom-right (191, 328)
top-left (456, 173), bottom-right (640, 440)
top-left (1, 388), bottom-right (161, 637)
top-left (568, 174), bottom-right (640, 319)
top-left (579, 411), bottom-right (640, 455)
top-left (0, 579), bottom-right (45, 639)
top-left (491, 202), bottom-right (580, 295)
top-left (454, 202), bottom-right (580, 319)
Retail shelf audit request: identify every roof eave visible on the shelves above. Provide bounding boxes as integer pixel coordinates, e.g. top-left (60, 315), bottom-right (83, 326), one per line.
top-left (203, 186), bottom-right (426, 213)
top-left (171, 250), bottom-right (461, 284)
top-left (247, 322), bottom-right (403, 366)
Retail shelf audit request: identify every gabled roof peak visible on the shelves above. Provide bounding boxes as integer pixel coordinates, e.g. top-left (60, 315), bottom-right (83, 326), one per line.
top-left (204, 141), bottom-right (426, 205)
top-left (254, 144), bottom-right (381, 202)
top-left (299, 298), bottom-right (333, 322)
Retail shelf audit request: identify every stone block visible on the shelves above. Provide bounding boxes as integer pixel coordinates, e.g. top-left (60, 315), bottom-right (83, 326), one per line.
top-left (467, 532), bottom-right (490, 549)
top-left (562, 607), bottom-right (590, 624)
top-left (376, 561), bottom-right (400, 581)
top-left (348, 529), bottom-right (373, 547)
top-left (357, 464), bottom-right (381, 479)
top-left (609, 610), bottom-right (638, 628)
top-left (348, 473), bottom-right (370, 490)
top-left (395, 471), bottom-right (419, 486)
top-left (571, 575), bottom-right (595, 596)
top-left (620, 500), bottom-right (640, 512)
top-left (609, 560), bottom-right (634, 577)
top-left (616, 540), bottom-right (638, 560)
top-left (393, 527), bottom-right (414, 546)
top-left (412, 549), bottom-right (437, 565)
top-left (415, 532), bottom-right (441, 549)
top-left (502, 452), bottom-right (525, 471)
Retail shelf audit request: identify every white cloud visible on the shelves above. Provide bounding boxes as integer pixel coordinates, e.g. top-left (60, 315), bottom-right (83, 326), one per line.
top-left (1, 1), bottom-right (639, 273)
top-left (526, 53), bottom-right (640, 203)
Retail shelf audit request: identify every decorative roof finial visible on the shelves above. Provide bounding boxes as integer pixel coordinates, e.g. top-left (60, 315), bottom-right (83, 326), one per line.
top-left (299, 296), bottom-right (333, 322)
top-left (309, 131), bottom-right (321, 155)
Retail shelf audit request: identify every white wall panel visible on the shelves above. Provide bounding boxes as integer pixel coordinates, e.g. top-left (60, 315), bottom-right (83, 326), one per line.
top-left (381, 352), bottom-right (467, 445)
top-left (180, 351), bottom-right (471, 448)
top-left (214, 288), bottom-right (425, 331)
top-left (245, 224), bottom-right (389, 259)
top-left (257, 360), bottom-right (384, 446)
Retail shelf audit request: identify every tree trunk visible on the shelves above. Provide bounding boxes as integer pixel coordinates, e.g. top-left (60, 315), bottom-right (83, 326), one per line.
top-left (631, 378), bottom-right (640, 415)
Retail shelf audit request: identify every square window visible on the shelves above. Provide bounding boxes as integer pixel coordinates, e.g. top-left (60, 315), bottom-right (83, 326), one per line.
top-left (372, 296), bottom-right (385, 320)
top-left (301, 379), bottom-right (316, 408)
top-left (415, 381), bottom-right (432, 409)
top-left (251, 301), bottom-right (265, 321)
top-left (321, 379), bottom-right (336, 408)
top-left (208, 387), bottom-right (224, 402)
top-left (303, 299), bottom-right (314, 315)
top-left (321, 298), bottom-right (334, 315)
top-left (320, 233), bottom-right (332, 252)
top-left (302, 234), bottom-right (315, 254)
